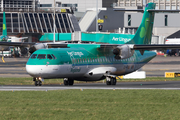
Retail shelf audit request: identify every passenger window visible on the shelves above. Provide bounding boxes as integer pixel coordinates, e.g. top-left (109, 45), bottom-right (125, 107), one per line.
top-left (51, 54), bottom-right (57, 59)
top-left (47, 54), bottom-right (53, 59)
top-left (31, 54), bottom-right (37, 59)
top-left (37, 54), bottom-right (46, 59)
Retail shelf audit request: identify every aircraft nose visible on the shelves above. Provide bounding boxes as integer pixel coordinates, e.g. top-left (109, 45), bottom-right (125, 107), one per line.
top-left (26, 65), bottom-right (39, 77)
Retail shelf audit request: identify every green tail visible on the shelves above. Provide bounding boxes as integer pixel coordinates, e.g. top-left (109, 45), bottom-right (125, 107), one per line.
top-left (127, 3), bottom-right (156, 44)
top-left (3, 12), bottom-right (7, 36)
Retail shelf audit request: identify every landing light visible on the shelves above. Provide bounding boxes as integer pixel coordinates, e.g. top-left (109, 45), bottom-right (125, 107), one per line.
top-left (38, 77), bottom-right (42, 80)
top-left (38, 77), bottom-right (44, 82)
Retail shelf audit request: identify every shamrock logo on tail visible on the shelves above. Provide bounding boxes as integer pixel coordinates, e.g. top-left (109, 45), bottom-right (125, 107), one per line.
top-left (139, 17), bottom-right (152, 44)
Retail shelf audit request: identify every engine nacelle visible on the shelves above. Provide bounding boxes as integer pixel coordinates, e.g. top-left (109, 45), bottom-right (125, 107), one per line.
top-left (20, 47), bottom-right (28, 56)
top-left (113, 45), bottom-right (134, 59)
top-left (29, 43), bottom-right (47, 54)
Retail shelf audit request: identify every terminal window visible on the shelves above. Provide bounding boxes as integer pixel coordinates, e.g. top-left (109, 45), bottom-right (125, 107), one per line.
top-left (40, 4), bottom-right (52, 7)
top-left (128, 15), bottom-right (131, 26)
top-left (165, 15), bottom-right (168, 26)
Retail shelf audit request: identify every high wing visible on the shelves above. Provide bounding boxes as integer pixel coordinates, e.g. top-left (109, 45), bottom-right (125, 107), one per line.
top-left (1, 41), bottom-right (179, 52)
top-left (43, 43), bottom-right (180, 50)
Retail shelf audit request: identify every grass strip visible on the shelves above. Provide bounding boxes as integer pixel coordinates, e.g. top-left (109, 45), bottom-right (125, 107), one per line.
top-left (0, 89), bottom-right (180, 120)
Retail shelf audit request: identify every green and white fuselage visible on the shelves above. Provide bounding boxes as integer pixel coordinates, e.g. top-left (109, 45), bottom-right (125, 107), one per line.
top-left (26, 44), bottom-right (156, 81)
top-left (26, 3), bottom-right (159, 86)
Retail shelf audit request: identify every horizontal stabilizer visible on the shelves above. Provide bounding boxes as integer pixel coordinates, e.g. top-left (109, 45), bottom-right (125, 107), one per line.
top-left (113, 9), bottom-right (144, 12)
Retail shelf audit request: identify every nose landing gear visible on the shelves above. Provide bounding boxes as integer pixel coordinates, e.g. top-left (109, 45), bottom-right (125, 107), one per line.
top-left (33, 77), bottom-right (43, 86)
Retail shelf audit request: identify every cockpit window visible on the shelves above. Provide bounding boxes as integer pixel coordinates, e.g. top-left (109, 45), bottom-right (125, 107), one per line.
top-left (37, 54), bottom-right (46, 59)
top-left (31, 54), bottom-right (37, 59)
top-left (51, 54), bottom-right (57, 59)
top-left (47, 54), bottom-right (53, 59)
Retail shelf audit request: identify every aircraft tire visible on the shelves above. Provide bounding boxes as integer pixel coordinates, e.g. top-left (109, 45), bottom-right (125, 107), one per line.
top-left (111, 78), bottom-right (116, 85)
top-left (106, 81), bottom-right (111, 85)
top-left (68, 79), bottom-right (74, 86)
top-left (35, 81), bottom-right (38, 86)
top-left (38, 81), bottom-right (42, 86)
top-left (64, 78), bottom-right (69, 86)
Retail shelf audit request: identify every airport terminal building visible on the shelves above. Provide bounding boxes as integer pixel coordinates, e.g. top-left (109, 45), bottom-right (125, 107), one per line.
top-left (0, 0), bottom-right (180, 44)
top-left (0, 0), bottom-right (80, 42)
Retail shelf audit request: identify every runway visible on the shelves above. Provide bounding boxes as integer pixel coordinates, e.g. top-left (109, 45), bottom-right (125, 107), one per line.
top-left (1, 81), bottom-right (180, 91)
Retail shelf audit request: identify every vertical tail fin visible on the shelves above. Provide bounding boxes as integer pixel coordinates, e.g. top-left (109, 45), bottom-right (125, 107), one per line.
top-left (3, 12), bottom-right (7, 36)
top-left (127, 3), bottom-right (156, 44)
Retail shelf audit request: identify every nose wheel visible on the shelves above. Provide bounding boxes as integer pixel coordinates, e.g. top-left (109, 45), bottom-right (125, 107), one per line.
top-left (33, 77), bottom-right (42, 86)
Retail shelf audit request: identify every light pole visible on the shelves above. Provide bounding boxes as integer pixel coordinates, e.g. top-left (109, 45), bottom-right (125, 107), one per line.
top-left (53, 0), bottom-right (56, 43)
top-left (96, 0), bottom-right (98, 32)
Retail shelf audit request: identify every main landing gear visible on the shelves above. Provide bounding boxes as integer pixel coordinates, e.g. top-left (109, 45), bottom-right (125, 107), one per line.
top-left (64, 78), bottom-right (74, 86)
top-left (106, 77), bottom-right (116, 85)
top-left (33, 77), bottom-right (42, 86)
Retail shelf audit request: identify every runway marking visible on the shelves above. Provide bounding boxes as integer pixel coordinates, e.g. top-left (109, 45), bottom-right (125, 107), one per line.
top-left (0, 86), bottom-right (180, 91)
top-left (2, 56), bottom-right (5, 63)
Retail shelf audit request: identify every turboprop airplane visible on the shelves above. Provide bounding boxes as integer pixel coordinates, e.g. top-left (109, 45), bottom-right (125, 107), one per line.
top-left (25, 3), bottom-right (180, 86)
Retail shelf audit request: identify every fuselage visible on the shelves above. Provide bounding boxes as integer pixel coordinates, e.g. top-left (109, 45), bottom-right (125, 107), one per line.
top-left (26, 46), bottom-right (156, 81)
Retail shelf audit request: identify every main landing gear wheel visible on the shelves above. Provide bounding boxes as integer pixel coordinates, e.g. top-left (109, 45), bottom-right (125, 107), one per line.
top-left (35, 81), bottom-right (38, 86)
top-left (38, 81), bottom-right (42, 86)
top-left (106, 77), bottom-right (116, 85)
top-left (111, 77), bottom-right (116, 85)
top-left (64, 78), bottom-right (74, 86)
